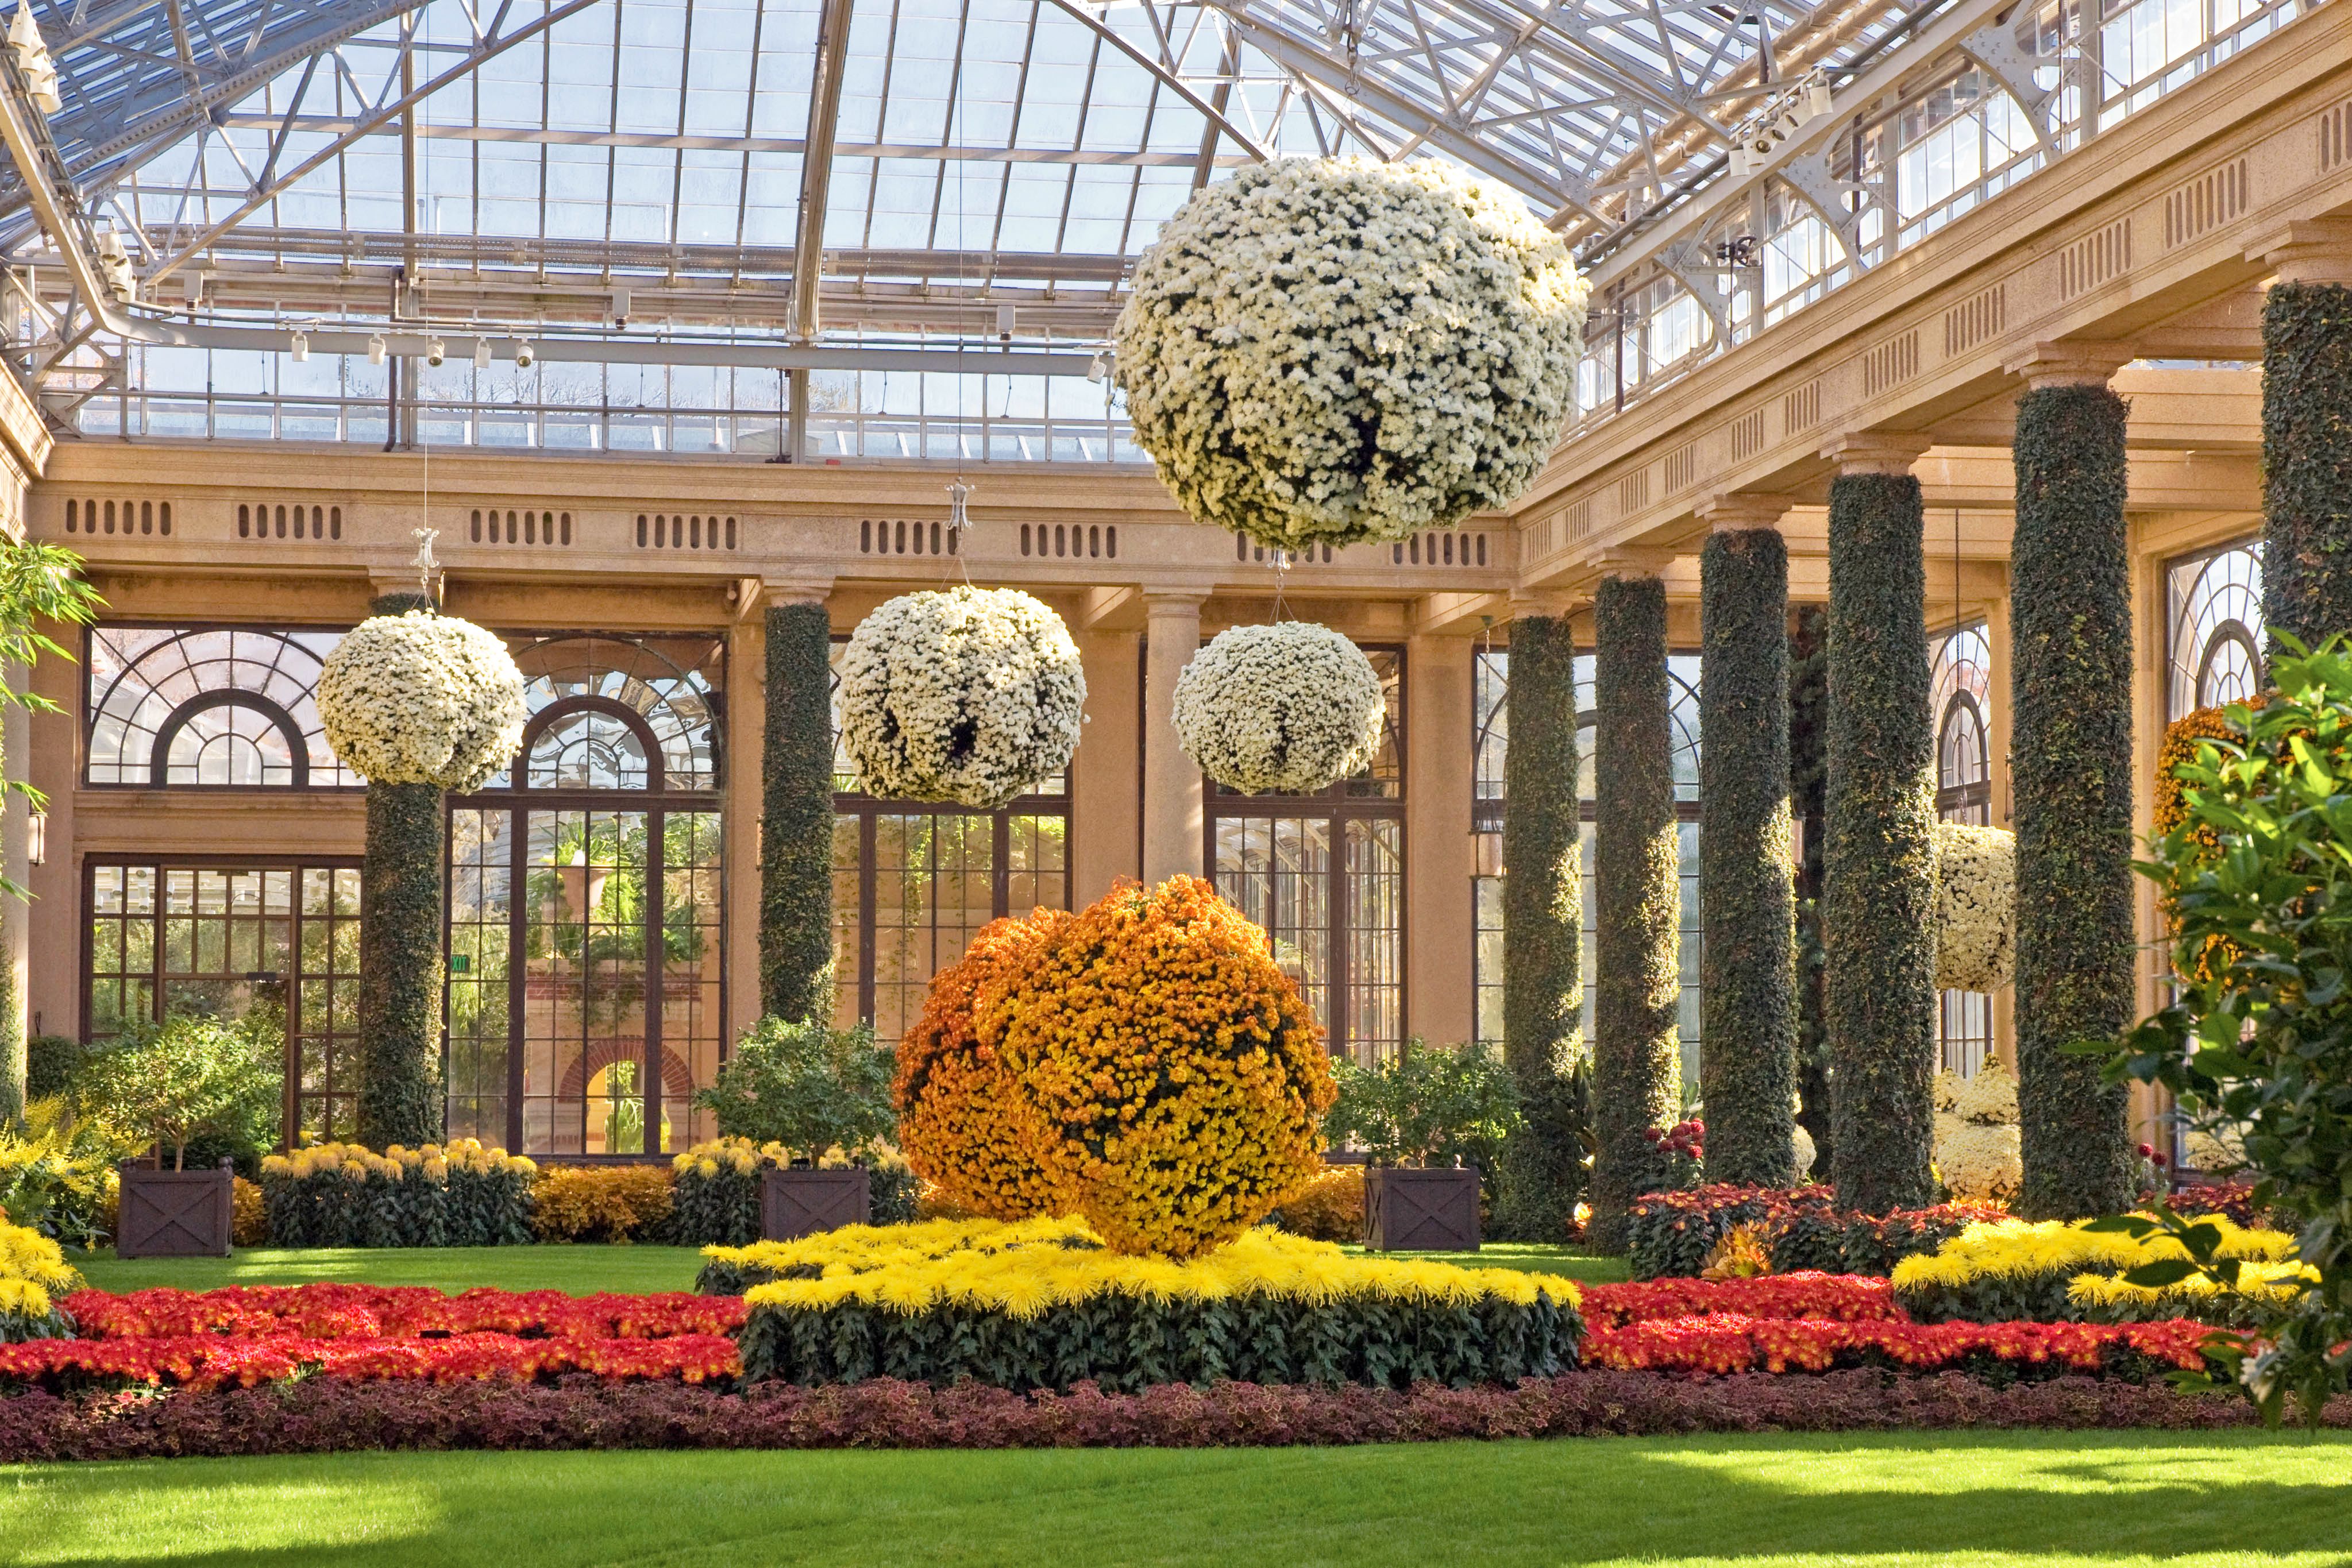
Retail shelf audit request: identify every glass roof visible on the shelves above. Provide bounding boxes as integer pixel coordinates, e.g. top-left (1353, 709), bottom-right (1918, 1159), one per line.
top-left (3, 0), bottom-right (1952, 355)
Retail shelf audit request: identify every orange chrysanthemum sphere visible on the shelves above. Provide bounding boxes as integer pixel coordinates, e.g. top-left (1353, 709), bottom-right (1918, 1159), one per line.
top-left (979, 875), bottom-right (1337, 1258)
top-left (892, 906), bottom-right (1074, 1220)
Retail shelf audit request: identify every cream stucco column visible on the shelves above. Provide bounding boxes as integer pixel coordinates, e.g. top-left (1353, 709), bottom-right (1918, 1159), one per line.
top-left (1404, 629), bottom-right (1474, 1046)
top-left (723, 582), bottom-right (768, 1044)
top-left (24, 629), bottom-right (74, 1044)
top-left (1141, 591), bottom-right (1206, 886)
top-left (1072, 629), bottom-right (1142, 903)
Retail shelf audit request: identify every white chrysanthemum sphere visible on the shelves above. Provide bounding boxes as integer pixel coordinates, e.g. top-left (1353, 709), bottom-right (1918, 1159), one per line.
top-left (1933, 821), bottom-right (2015, 992)
top-left (839, 586), bottom-right (1086, 810)
top-left (1173, 623), bottom-right (1386, 795)
top-left (1114, 156), bottom-right (1589, 551)
top-left (1934, 1113), bottom-right (2023, 1204)
top-left (317, 611), bottom-right (527, 790)
top-left (1791, 1122), bottom-right (1818, 1178)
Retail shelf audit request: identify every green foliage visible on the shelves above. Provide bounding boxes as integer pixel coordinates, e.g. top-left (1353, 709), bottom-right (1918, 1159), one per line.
top-left (0, 540), bottom-right (100, 901)
top-left (730, 1288), bottom-right (1580, 1392)
top-left (24, 1036), bottom-right (86, 1105)
top-left (0, 1098), bottom-right (133, 1249)
top-left (72, 1012), bottom-right (279, 1171)
top-left (358, 779), bottom-right (446, 1149)
top-left (694, 1016), bottom-right (896, 1163)
top-left (1588, 574), bottom-right (1680, 1252)
top-left (260, 1149), bottom-right (537, 1249)
top-left (1823, 473), bottom-right (1937, 1213)
top-left (2102, 641), bottom-right (2352, 1425)
top-left (2261, 283), bottom-right (2352, 652)
top-left (762, 601), bottom-right (836, 1022)
top-left (2010, 383), bottom-right (2137, 1218)
top-left (1699, 527), bottom-right (1797, 1185)
top-left (1789, 603), bottom-right (1833, 1176)
top-left (1326, 1038), bottom-right (1521, 1172)
top-left (1497, 613), bottom-right (1586, 1241)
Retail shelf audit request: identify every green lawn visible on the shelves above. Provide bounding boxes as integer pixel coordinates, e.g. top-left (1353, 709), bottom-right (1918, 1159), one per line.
top-left (7, 1431), bottom-right (2345, 1567)
top-left (73, 1242), bottom-right (1622, 1296)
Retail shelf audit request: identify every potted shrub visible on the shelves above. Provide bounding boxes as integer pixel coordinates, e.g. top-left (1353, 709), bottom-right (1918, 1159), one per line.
top-left (1325, 1038), bottom-right (1520, 1252)
top-left (73, 1013), bottom-right (279, 1257)
top-left (694, 1016), bottom-right (897, 1240)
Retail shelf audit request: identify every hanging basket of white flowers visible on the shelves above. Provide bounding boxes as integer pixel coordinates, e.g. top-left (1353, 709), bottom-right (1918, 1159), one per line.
top-left (1172, 621), bottom-right (1386, 795)
top-left (1113, 156), bottom-right (1589, 553)
top-left (318, 610), bottom-right (527, 790)
top-left (838, 586), bottom-right (1086, 810)
top-left (1933, 821), bottom-right (2016, 992)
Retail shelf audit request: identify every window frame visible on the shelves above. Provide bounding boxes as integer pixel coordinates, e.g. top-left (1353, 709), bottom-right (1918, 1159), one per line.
top-left (81, 620), bottom-right (362, 792)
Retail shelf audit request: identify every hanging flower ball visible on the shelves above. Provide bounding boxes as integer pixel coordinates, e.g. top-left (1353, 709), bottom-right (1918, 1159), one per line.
top-left (1113, 156), bottom-right (1589, 551)
top-left (837, 586), bottom-right (1087, 810)
top-left (1171, 622), bottom-right (1385, 795)
top-left (1933, 821), bottom-right (2015, 992)
top-left (978, 875), bottom-right (1336, 1258)
top-left (318, 611), bottom-right (527, 790)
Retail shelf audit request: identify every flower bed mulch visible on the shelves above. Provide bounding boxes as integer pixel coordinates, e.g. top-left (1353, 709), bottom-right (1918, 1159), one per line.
top-left (4, 1370), bottom-right (2343, 1461)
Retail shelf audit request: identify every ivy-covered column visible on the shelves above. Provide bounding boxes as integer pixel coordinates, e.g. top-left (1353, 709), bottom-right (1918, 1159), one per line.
top-left (1497, 604), bottom-right (1585, 1239)
top-left (2260, 233), bottom-right (2352, 650)
top-left (1696, 498), bottom-right (1796, 1186)
top-left (356, 589), bottom-right (445, 1150)
top-left (1588, 563), bottom-right (1681, 1253)
top-left (761, 589), bottom-right (836, 1022)
top-left (1822, 437), bottom-right (1938, 1215)
top-left (1789, 603), bottom-right (1832, 1174)
top-left (2010, 353), bottom-right (2136, 1218)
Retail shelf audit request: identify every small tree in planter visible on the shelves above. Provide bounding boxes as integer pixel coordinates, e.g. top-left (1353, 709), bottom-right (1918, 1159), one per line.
top-left (1326, 1038), bottom-right (1520, 1251)
top-left (693, 1017), bottom-right (898, 1238)
top-left (74, 1014), bottom-right (277, 1256)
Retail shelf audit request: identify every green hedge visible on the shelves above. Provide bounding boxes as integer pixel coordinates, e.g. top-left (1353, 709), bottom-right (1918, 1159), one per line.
top-left (761, 601), bottom-right (836, 1022)
top-left (1788, 603), bottom-right (1832, 1174)
top-left (1624, 1184), bottom-right (1998, 1281)
top-left (1588, 574), bottom-right (1680, 1252)
top-left (1823, 474), bottom-right (1937, 1214)
top-left (1496, 613), bottom-right (1587, 1239)
top-left (261, 1157), bottom-right (534, 1249)
top-left (1698, 528), bottom-right (1796, 1185)
top-left (2262, 282), bottom-right (2352, 651)
top-left (732, 1291), bottom-right (1580, 1392)
top-left (2010, 383), bottom-right (2136, 1218)
top-left (356, 779), bottom-right (445, 1150)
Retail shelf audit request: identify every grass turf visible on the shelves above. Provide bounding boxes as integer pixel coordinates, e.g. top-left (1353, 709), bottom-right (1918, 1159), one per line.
top-left (6, 1431), bottom-right (2344, 1567)
top-left (72, 1243), bottom-right (1625, 1296)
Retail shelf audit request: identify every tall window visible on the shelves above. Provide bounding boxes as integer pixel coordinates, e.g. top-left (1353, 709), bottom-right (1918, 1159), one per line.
top-left (84, 625), bottom-right (360, 787)
top-left (447, 634), bottom-right (725, 1157)
top-left (1930, 621), bottom-right (1994, 1076)
top-left (1469, 647), bottom-right (1705, 1090)
top-left (2166, 541), bottom-right (2264, 719)
top-left (827, 646), bottom-right (1070, 1040)
top-left (1212, 649), bottom-right (1406, 1064)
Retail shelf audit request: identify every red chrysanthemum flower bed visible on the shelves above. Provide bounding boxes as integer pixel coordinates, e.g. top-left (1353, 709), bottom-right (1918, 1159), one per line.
top-left (1580, 1314), bottom-right (2214, 1377)
top-left (0, 1332), bottom-right (743, 1392)
top-left (1579, 1272), bottom-right (1904, 1329)
top-left (58, 1285), bottom-right (746, 1342)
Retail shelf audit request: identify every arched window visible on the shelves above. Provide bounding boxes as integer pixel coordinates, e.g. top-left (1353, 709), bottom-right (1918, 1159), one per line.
top-left (2166, 542), bottom-right (2264, 720)
top-left (446, 634), bottom-right (726, 1158)
top-left (85, 627), bottom-right (356, 787)
top-left (1930, 621), bottom-right (1994, 1076)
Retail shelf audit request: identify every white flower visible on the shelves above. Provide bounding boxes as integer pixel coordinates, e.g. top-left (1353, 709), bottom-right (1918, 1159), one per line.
top-left (317, 611), bottom-right (527, 791)
top-left (838, 586), bottom-right (1086, 810)
top-left (1171, 622), bottom-right (1385, 795)
top-left (1933, 821), bottom-right (2015, 992)
top-left (1114, 156), bottom-right (1590, 551)
top-left (1934, 1113), bottom-right (2023, 1204)
top-left (1791, 1122), bottom-right (1818, 1177)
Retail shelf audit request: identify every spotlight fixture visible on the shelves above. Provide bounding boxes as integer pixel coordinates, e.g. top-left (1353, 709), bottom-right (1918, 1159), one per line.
top-left (426, 337), bottom-right (446, 368)
top-left (473, 337), bottom-right (491, 370)
top-left (290, 329), bottom-right (309, 362)
top-left (1086, 350), bottom-right (1108, 384)
top-left (995, 303), bottom-right (1016, 342)
top-left (1805, 72), bottom-right (1834, 121)
top-left (367, 333), bottom-right (387, 366)
top-left (514, 339), bottom-right (534, 369)
top-left (611, 288), bottom-right (630, 327)
top-left (7, 5), bottom-right (61, 116)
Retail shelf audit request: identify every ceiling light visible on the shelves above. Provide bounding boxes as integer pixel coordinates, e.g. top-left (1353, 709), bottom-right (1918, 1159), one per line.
top-left (473, 337), bottom-right (491, 370)
top-left (367, 334), bottom-right (387, 366)
top-left (995, 303), bottom-right (1016, 341)
top-left (1086, 350), bottom-right (1108, 384)
top-left (426, 337), bottom-right (446, 368)
top-left (514, 339), bottom-right (534, 369)
top-left (290, 330), bottom-right (309, 363)
top-left (1806, 75), bottom-right (1834, 121)
top-left (611, 288), bottom-right (630, 327)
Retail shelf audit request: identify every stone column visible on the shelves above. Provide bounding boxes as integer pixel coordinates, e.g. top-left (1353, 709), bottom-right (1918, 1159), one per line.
top-left (720, 584), bottom-right (763, 1041)
top-left (1141, 591), bottom-right (1206, 886)
top-left (1696, 495), bottom-right (1798, 1187)
top-left (2007, 345), bottom-right (2137, 1218)
top-left (758, 580), bottom-right (836, 1024)
top-left (1588, 557), bottom-right (1682, 1253)
top-left (1404, 630), bottom-right (1475, 1045)
top-left (1070, 629), bottom-right (1143, 905)
top-left (1821, 433), bottom-right (1938, 1215)
top-left (2253, 221), bottom-right (2352, 650)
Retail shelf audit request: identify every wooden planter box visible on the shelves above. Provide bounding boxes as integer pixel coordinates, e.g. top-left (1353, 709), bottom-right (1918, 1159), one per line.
top-left (116, 1161), bottom-right (236, 1258)
top-left (1362, 1166), bottom-right (1480, 1253)
top-left (760, 1168), bottom-right (871, 1242)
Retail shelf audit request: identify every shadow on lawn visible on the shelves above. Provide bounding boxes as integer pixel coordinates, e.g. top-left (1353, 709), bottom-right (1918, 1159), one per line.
top-left (11, 1431), bottom-right (2352, 1568)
